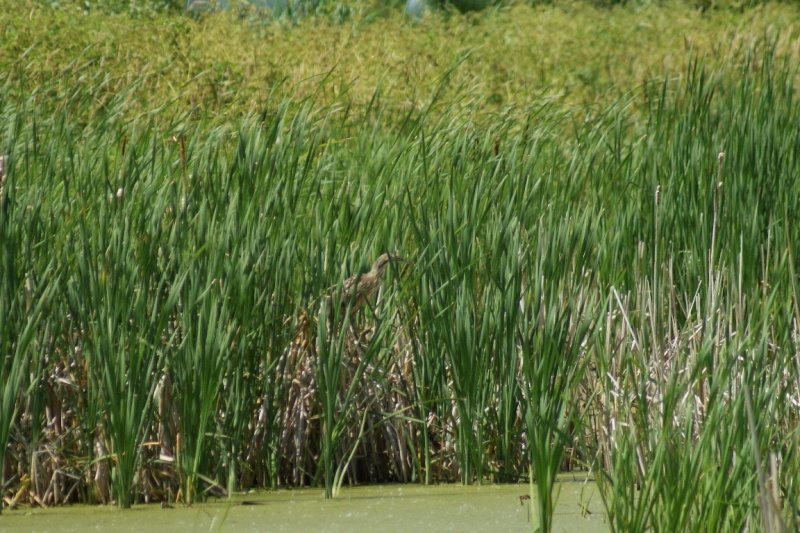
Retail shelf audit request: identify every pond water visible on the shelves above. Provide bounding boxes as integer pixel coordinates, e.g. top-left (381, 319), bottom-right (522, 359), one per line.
top-left (3, 478), bottom-right (608, 533)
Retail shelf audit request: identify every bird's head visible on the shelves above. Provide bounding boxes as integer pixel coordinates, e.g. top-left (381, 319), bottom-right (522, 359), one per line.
top-left (372, 253), bottom-right (406, 275)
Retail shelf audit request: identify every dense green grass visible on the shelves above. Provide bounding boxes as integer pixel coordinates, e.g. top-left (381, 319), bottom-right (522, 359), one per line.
top-left (2, 1), bottom-right (800, 532)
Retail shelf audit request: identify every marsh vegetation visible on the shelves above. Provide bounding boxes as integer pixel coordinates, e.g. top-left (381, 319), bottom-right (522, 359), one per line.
top-left (2, 1), bottom-right (800, 531)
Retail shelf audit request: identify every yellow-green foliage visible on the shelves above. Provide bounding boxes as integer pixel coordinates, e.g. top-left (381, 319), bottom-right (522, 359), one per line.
top-left (3, 0), bottom-right (800, 125)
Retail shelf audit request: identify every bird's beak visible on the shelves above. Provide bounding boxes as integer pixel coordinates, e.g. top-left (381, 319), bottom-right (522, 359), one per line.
top-left (389, 251), bottom-right (408, 264)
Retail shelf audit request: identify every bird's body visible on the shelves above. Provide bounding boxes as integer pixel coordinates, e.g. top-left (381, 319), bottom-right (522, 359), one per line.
top-left (339, 253), bottom-right (402, 317)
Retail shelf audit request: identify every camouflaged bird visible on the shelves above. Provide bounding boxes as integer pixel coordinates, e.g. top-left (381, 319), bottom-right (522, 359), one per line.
top-left (338, 253), bottom-right (405, 317)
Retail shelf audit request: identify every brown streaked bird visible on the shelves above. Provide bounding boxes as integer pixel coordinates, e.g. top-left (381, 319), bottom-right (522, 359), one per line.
top-left (339, 253), bottom-right (405, 317)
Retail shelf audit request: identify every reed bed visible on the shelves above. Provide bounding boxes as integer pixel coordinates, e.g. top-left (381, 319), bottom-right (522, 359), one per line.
top-left (1, 31), bottom-right (800, 531)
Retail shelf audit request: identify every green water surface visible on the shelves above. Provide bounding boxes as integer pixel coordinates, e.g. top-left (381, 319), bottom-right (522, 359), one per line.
top-left (2, 479), bottom-right (607, 533)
